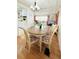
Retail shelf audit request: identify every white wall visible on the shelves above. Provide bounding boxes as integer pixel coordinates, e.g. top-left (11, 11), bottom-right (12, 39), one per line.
top-left (58, 10), bottom-right (61, 49)
top-left (17, 2), bottom-right (34, 30)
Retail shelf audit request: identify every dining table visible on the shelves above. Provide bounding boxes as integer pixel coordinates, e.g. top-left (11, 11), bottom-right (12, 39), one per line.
top-left (27, 25), bottom-right (48, 52)
top-left (27, 24), bottom-right (58, 52)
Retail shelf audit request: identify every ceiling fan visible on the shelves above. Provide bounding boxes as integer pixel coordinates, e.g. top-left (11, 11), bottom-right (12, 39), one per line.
top-left (30, 1), bottom-right (40, 11)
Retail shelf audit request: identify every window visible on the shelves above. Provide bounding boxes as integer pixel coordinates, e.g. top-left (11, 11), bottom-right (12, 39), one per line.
top-left (35, 16), bottom-right (48, 22)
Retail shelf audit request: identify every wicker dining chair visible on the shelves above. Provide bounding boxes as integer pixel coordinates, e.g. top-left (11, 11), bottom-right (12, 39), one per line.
top-left (25, 31), bottom-right (40, 53)
top-left (40, 25), bottom-right (58, 52)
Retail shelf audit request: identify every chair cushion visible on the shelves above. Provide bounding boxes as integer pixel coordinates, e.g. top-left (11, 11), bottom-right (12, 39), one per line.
top-left (30, 35), bottom-right (39, 42)
top-left (42, 34), bottom-right (51, 42)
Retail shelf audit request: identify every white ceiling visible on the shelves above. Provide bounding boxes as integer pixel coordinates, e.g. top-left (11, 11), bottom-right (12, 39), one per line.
top-left (18, 0), bottom-right (60, 15)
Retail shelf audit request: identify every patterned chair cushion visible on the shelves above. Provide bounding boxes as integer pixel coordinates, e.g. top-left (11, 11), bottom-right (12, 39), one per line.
top-left (30, 35), bottom-right (40, 42)
top-left (42, 34), bottom-right (51, 42)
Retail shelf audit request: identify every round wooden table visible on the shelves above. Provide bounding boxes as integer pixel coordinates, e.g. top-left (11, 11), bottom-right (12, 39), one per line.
top-left (27, 27), bottom-right (47, 52)
top-left (27, 25), bottom-right (58, 52)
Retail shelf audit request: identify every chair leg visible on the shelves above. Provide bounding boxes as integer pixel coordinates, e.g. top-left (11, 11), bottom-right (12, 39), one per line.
top-left (40, 42), bottom-right (42, 52)
top-left (49, 44), bottom-right (51, 52)
top-left (40, 36), bottom-right (42, 52)
top-left (28, 44), bottom-right (31, 53)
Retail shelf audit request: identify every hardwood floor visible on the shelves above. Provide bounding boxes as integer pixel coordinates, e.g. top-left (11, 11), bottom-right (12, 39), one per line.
top-left (17, 33), bottom-right (61, 59)
top-left (51, 34), bottom-right (61, 59)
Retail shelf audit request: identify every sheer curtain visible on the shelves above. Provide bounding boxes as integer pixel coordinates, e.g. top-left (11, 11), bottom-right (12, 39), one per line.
top-left (35, 16), bottom-right (48, 22)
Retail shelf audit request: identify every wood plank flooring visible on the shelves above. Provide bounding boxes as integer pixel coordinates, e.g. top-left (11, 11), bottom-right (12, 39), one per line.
top-left (50, 34), bottom-right (61, 59)
top-left (17, 33), bottom-right (61, 59)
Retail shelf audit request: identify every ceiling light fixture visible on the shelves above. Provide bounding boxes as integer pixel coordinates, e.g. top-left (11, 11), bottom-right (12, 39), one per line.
top-left (30, 1), bottom-right (40, 11)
